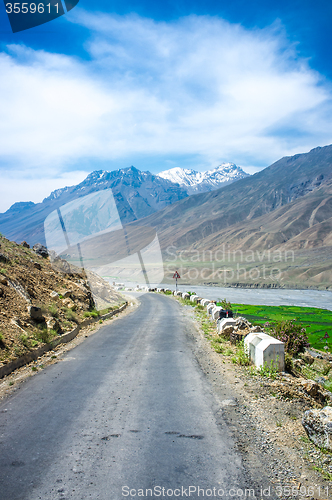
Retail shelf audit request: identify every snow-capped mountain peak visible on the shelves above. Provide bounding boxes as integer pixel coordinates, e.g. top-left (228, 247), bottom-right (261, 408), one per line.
top-left (158, 163), bottom-right (249, 194)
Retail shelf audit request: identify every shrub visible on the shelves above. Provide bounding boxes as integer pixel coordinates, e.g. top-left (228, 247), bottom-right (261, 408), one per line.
top-left (285, 353), bottom-right (293, 372)
top-left (48, 304), bottom-right (59, 318)
top-left (211, 341), bottom-right (224, 353)
top-left (83, 310), bottom-right (99, 318)
top-left (231, 340), bottom-right (251, 366)
top-left (34, 328), bottom-right (57, 344)
top-left (269, 320), bottom-right (310, 356)
top-left (20, 334), bottom-right (30, 348)
top-left (216, 298), bottom-right (232, 310)
top-left (65, 309), bottom-right (78, 322)
top-left (258, 359), bottom-right (279, 379)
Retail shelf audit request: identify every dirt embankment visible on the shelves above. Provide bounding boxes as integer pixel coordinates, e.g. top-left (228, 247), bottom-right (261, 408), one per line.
top-left (0, 236), bottom-right (123, 368)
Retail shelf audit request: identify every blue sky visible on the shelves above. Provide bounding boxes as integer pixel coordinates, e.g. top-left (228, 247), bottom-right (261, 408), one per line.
top-left (0, 0), bottom-right (332, 211)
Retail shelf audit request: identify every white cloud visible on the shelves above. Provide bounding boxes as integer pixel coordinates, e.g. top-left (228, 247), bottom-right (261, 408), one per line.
top-left (0, 171), bottom-right (89, 213)
top-left (0, 12), bottom-right (332, 205)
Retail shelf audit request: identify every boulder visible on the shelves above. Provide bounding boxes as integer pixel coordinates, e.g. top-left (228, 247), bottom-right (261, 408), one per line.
top-left (50, 291), bottom-right (59, 299)
top-left (300, 353), bottom-right (315, 366)
top-left (301, 379), bottom-right (321, 398)
top-left (0, 253), bottom-right (9, 263)
top-left (21, 241), bottom-right (30, 248)
top-left (32, 243), bottom-right (49, 258)
top-left (317, 377), bottom-right (327, 386)
top-left (250, 325), bottom-right (263, 333)
top-left (46, 317), bottom-right (60, 332)
top-left (28, 306), bottom-right (44, 321)
top-left (33, 262), bottom-right (42, 270)
top-left (0, 275), bottom-right (8, 286)
top-left (0, 287), bottom-right (3, 297)
top-left (302, 406), bottom-right (332, 450)
top-left (230, 330), bottom-right (248, 344)
top-left (235, 316), bottom-right (252, 330)
top-left (222, 326), bottom-right (234, 339)
top-left (293, 359), bottom-right (305, 371)
top-left (62, 298), bottom-right (77, 310)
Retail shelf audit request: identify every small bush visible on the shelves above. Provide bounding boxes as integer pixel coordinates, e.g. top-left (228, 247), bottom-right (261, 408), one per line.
top-left (83, 310), bottom-right (99, 318)
top-left (48, 304), bottom-right (59, 318)
top-left (322, 364), bottom-right (331, 376)
top-left (258, 359), bottom-right (279, 380)
top-left (216, 298), bottom-right (232, 310)
top-left (285, 353), bottom-right (293, 372)
top-left (211, 341), bottom-right (224, 353)
top-left (231, 340), bottom-right (251, 366)
top-left (65, 309), bottom-right (78, 322)
top-left (20, 334), bottom-right (30, 348)
top-left (269, 320), bottom-right (310, 356)
top-left (34, 328), bottom-right (57, 344)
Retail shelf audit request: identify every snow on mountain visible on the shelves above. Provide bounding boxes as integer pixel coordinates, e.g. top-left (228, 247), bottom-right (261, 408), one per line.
top-left (158, 163), bottom-right (249, 194)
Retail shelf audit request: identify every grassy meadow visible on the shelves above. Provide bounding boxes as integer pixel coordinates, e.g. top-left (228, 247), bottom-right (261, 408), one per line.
top-left (231, 304), bottom-right (332, 352)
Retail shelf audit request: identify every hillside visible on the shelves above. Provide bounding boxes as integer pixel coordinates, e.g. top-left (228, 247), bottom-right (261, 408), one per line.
top-left (0, 163), bottom-right (247, 247)
top-left (140, 146), bottom-right (332, 247)
top-left (0, 236), bottom-right (123, 368)
top-left (126, 146), bottom-right (332, 289)
top-left (0, 167), bottom-right (188, 246)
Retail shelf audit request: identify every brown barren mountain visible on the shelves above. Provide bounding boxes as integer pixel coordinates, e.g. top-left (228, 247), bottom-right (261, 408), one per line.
top-left (122, 145), bottom-right (332, 289)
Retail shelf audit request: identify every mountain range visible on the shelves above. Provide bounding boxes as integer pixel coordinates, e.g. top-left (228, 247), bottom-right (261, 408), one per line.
top-left (0, 163), bottom-right (247, 246)
top-left (1, 146), bottom-right (332, 289)
top-left (158, 163), bottom-right (249, 194)
top-left (129, 145), bottom-right (332, 289)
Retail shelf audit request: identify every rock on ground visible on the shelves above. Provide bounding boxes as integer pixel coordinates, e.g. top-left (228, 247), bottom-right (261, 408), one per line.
top-left (302, 406), bottom-right (332, 450)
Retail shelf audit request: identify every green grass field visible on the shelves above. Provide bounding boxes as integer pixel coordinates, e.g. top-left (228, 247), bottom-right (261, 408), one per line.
top-left (232, 304), bottom-right (332, 352)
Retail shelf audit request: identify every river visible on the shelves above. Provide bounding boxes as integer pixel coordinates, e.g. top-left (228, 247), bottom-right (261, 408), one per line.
top-left (116, 281), bottom-right (332, 311)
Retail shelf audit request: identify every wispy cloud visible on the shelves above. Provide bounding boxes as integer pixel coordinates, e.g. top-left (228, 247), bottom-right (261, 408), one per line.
top-left (0, 11), bottom-right (332, 209)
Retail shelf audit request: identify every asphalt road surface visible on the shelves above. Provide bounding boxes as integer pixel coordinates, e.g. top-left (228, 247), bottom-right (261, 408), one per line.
top-left (0, 293), bottom-right (258, 500)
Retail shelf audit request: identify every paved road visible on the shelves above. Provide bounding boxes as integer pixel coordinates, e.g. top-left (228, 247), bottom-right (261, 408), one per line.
top-left (0, 294), bottom-right (252, 500)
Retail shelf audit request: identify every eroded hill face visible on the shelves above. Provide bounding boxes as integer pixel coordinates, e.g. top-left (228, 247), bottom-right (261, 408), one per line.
top-left (0, 237), bottom-right (123, 368)
top-left (126, 146), bottom-right (332, 289)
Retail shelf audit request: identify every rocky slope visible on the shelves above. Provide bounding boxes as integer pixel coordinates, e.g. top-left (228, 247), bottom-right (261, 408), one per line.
top-left (0, 236), bottom-right (123, 368)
